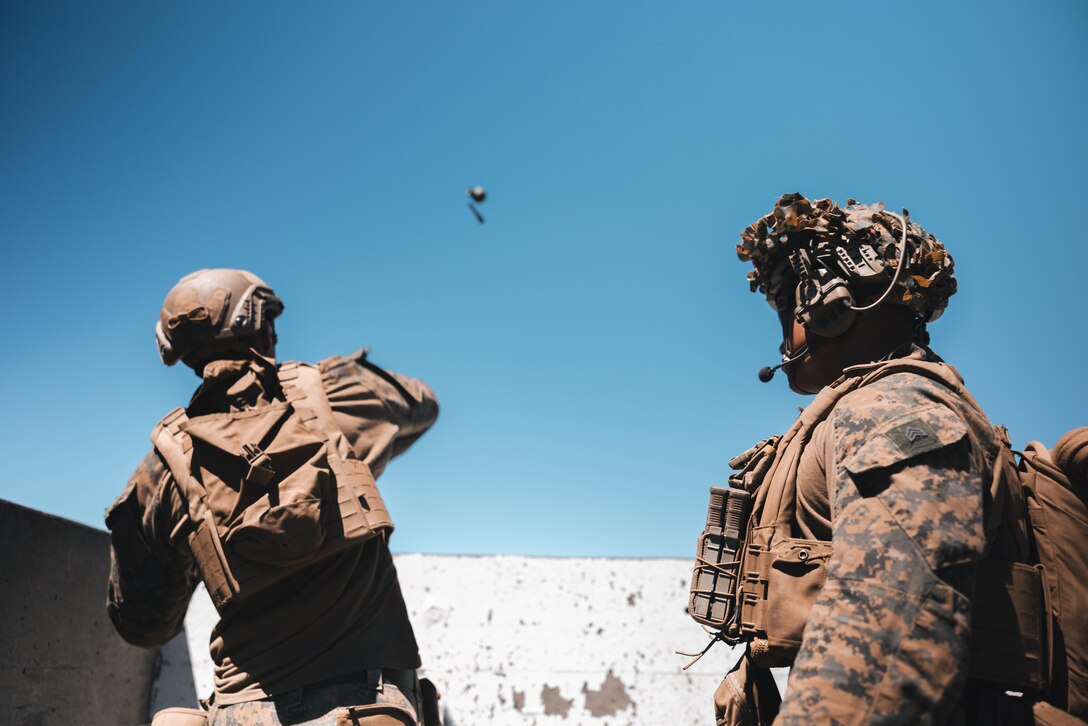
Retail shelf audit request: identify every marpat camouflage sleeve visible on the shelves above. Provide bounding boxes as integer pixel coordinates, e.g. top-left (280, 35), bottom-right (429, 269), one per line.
top-left (776, 377), bottom-right (987, 725)
top-left (105, 449), bottom-right (198, 648)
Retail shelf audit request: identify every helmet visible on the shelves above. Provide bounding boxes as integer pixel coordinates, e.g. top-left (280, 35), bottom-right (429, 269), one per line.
top-left (155, 269), bottom-right (284, 366)
top-left (737, 194), bottom-right (956, 337)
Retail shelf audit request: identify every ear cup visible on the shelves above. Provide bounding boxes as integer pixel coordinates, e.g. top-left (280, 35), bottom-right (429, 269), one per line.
top-left (804, 298), bottom-right (856, 337)
top-left (797, 276), bottom-right (856, 338)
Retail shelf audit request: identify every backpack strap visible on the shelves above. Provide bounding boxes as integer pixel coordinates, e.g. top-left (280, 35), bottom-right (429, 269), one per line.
top-left (151, 407), bottom-right (190, 473)
top-left (150, 406), bottom-right (239, 608)
top-left (277, 362), bottom-right (349, 457)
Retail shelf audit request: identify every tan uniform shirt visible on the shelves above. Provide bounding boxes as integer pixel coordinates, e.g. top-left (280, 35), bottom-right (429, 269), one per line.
top-left (106, 350), bottom-right (438, 704)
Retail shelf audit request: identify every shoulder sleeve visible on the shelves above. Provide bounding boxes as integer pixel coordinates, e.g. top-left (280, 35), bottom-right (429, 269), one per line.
top-left (776, 373), bottom-right (987, 725)
top-left (105, 449), bottom-right (198, 647)
top-left (317, 350), bottom-right (439, 475)
top-left (843, 402), bottom-right (968, 476)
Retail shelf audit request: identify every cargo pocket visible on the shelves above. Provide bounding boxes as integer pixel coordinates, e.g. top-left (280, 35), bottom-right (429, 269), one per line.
top-left (756, 538), bottom-right (832, 663)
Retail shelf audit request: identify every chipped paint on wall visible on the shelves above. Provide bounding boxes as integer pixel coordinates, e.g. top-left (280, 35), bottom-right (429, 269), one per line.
top-left (155, 555), bottom-right (744, 725)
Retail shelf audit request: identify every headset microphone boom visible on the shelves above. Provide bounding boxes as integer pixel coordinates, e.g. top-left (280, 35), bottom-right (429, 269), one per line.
top-left (757, 344), bottom-right (810, 383)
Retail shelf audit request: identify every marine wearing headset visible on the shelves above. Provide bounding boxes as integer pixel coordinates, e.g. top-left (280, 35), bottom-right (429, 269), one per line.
top-left (106, 269), bottom-right (441, 725)
top-left (694, 195), bottom-right (1036, 725)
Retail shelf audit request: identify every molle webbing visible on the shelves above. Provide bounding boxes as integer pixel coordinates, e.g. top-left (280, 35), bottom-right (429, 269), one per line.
top-left (732, 379), bottom-right (860, 652)
top-left (277, 362), bottom-right (394, 538)
top-left (968, 560), bottom-right (1051, 694)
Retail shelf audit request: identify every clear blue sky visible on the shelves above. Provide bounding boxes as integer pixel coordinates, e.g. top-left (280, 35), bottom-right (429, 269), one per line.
top-left (2, 1), bottom-right (1085, 557)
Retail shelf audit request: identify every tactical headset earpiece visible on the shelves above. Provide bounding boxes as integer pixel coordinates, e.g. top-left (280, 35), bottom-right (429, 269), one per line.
top-left (786, 210), bottom-right (911, 339)
top-left (789, 249), bottom-right (857, 338)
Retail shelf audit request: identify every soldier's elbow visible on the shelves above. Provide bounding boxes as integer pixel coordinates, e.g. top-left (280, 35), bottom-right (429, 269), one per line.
top-left (107, 604), bottom-right (175, 649)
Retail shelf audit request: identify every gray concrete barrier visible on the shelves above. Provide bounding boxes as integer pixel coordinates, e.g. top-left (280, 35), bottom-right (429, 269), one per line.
top-left (0, 499), bottom-right (192, 725)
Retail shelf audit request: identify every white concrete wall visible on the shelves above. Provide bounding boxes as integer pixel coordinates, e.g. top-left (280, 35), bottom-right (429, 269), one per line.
top-left (155, 555), bottom-right (744, 725)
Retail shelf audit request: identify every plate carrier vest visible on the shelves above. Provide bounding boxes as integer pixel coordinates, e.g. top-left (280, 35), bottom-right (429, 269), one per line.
top-left (152, 361), bottom-right (394, 613)
top-left (690, 356), bottom-right (1051, 696)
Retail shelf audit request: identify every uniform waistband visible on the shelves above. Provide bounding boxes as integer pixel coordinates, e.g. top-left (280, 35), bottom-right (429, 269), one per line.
top-left (315, 667), bottom-right (417, 696)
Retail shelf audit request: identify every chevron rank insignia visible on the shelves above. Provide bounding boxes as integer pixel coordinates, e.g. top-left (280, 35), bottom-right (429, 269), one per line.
top-left (885, 419), bottom-right (943, 457)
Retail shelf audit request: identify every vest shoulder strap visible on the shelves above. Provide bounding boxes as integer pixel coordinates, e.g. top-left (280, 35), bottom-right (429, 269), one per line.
top-left (150, 407), bottom-right (191, 480)
top-left (150, 406), bottom-right (205, 523)
top-left (277, 361), bottom-right (347, 455)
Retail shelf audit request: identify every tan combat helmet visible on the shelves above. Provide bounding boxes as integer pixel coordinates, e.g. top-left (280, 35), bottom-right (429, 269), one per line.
top-left (738, 194), bottom-right (957, 338)
top-left (155, 269), bottom-right (284, 366)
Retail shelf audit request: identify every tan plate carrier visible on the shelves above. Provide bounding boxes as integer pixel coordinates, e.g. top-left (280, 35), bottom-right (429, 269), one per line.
top-left (152, 362), bottom-right (394, 612)
top-left (690, 357), bottom-right (1051, 694)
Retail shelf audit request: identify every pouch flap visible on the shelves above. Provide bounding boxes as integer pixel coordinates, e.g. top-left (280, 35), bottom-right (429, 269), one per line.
top-left (846, 406), bottom-right (967, 475)
top-left (772, 539), bottom-right (832, 565)
top-left (181, 404), bottom-right (292, 454)
top-left (225, 497), bottom-right (327, 564)
top-left (183, 404), bottom-right (326, 468)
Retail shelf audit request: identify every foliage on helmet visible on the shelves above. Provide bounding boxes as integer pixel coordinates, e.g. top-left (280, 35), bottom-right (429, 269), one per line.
top-left (737, 193), bottom-right (957, 322)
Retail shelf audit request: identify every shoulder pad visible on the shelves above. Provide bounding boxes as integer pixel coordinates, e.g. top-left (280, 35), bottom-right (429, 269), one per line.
top-left (845, 405), bottom-right (968, 475)
top-left (153, 406), bottom-right (188, 434)
top-left (150, 407), bottom-right (192, 483)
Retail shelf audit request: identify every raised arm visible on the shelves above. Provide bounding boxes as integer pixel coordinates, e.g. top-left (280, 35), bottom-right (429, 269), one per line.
top-left (319, 349), bottom-right (439, 477)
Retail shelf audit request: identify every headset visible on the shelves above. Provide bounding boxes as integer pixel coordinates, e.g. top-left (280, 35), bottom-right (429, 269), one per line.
top-left (758, 210), bottom-right (910, 381)
top-left (791, 210), bottom-right (909, 338)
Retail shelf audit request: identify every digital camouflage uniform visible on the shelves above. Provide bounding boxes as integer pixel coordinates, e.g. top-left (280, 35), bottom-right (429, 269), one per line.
top-left (714, 349), bottom-right (1030, 726)
top-left (706, 196), bottom-right (1036, 725)
top-left (203, 672), bottom-right (424, 725)
top-left (106, 349), bottom-right (438, 724)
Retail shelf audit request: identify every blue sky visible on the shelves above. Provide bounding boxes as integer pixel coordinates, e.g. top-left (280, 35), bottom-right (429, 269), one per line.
top-left (1, 1), bottom-right (1085, 556)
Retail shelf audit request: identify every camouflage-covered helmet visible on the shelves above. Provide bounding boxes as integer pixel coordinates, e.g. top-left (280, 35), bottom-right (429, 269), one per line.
top-left (155, 268), bottom-right (284, 366)
top-left (737, 193), bottom-right (956, 326)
